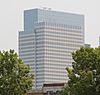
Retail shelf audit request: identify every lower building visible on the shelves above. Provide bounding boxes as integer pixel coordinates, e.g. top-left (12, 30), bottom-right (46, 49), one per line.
top-left (27, 90), bottom-right (43, 95)
top-left (99, 36), bottom-right (100, 46)
top-left (27, 83), bottom-right (65, 95)
top-left (84, 44), bottom-right (91, 47)
top-left (43, 83), bottom-right (65, 95)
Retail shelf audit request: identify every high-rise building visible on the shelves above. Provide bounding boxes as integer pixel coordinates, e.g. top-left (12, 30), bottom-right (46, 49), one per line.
top-left (19, 8), bottom-right (84, 90)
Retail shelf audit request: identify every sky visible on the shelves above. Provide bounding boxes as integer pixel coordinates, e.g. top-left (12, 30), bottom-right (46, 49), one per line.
top-left (0, 0), bottom-right (100, 52)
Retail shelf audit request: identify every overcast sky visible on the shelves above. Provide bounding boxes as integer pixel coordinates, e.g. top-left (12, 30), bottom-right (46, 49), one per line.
top-left (0, 0), bottom-right (100, 52)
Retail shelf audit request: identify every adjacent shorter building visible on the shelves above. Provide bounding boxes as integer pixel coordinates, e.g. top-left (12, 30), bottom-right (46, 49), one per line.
top-left (28, 83), bottom-right (65, 95)
top-left (99, 36), bottom-right (100, 46)
top-left (19, 8), bottom-right (84, 90)
top-left (84, 44), bottom-right (91, 47)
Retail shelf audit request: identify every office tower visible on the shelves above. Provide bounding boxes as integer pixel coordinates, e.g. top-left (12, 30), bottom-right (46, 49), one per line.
top-left (19, 8), bottom-right (84, 90)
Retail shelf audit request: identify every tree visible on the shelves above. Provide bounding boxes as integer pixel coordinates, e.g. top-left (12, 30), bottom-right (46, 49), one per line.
top-left (0, 50), bottom-right (33, 95)
top-left (60, 46), bottom-right (100, 95)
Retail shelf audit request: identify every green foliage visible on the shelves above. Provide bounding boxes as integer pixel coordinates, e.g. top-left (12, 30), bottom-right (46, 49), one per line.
top-left (60, 46), bottom-right (100, 95)
top-left (0, 50), bottom-right (33, 95)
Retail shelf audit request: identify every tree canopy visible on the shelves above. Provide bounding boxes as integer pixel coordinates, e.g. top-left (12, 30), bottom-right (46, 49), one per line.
top-left (0, 50), bottom-right (33, 95)
top-left (60, 46), bottom-right (100, 95)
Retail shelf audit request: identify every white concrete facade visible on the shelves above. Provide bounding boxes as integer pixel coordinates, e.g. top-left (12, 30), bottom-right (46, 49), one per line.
top-left (19, 8), bottom-right (84, 90)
